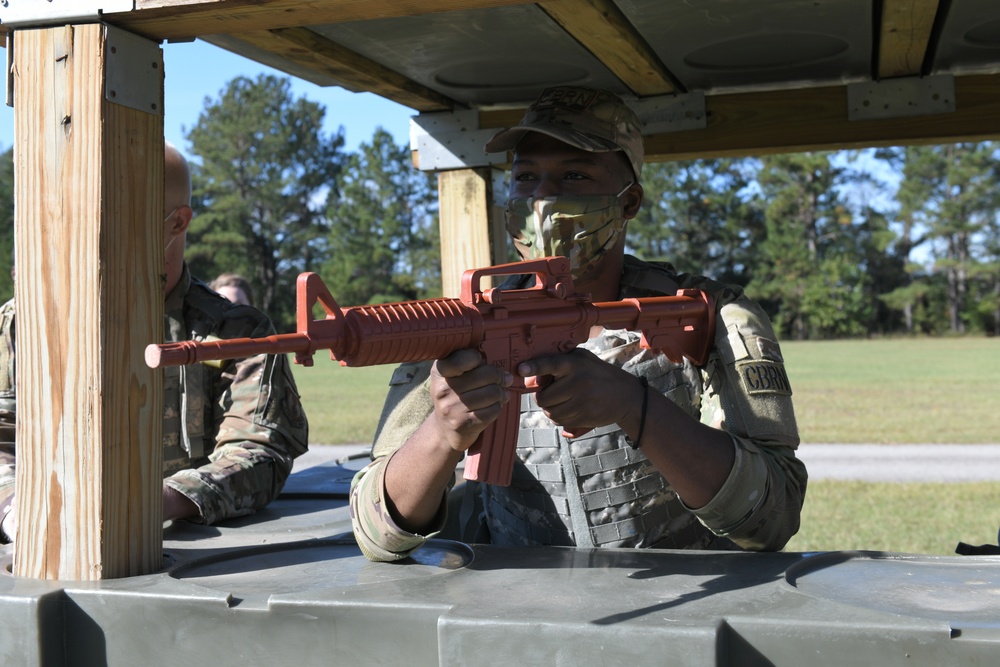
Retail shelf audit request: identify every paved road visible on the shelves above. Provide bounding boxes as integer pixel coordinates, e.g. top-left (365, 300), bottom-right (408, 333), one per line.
top-left (797, 444), bottom-right (1000, 482)
top-left (297, 443), bottom-right (1000, 483)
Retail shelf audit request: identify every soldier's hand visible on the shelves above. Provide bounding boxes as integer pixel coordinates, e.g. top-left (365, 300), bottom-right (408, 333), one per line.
top-left (429, 348), bottom-right (512, 452)
top-left (520, 348), bottom-right (644, 437)
top-left (162, 485), bottom-right (198, 523)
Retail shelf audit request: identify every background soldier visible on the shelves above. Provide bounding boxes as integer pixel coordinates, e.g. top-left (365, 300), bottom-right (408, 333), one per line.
top-left (0, 143), bottom-right (308, 542)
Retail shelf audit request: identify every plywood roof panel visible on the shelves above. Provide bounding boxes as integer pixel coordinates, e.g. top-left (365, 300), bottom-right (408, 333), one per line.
top-left (309, 5), bottom-right (630, 107)
top-left (4, 0), bottom-right (1000, 157)
top-left (617, 0), bottom-right (873, 94)
top-left (929, 0), bottom-right (1000, 76)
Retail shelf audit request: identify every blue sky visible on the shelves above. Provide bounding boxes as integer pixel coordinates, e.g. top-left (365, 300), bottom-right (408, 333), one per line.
top-left (0, 38), bottom-right (416, 155)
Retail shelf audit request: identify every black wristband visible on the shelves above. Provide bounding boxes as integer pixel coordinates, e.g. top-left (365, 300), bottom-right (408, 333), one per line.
top-left (625, 376), bottom-right (649, 450)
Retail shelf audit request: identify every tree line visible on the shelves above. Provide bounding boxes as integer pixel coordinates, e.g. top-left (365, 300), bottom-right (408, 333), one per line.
top-left (1, 74), bottom-right (998, 339)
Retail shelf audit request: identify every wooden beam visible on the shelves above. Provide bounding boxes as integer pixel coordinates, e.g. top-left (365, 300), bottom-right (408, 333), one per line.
top-left (233, 27), bottom-right (455, 112)
top-left (477, 74), bottom-right (1000, 163)
top-left (109, 0), bottom-right (535, 42)
top-left (643, 75), bottom-right (1000, 162)
top-left (537, 0), bottom-right (677, 96)
top-left (13, 24), bottom-right (164, 579)
top-left (878, 0), bottom-right (941, 79)
top-left (479, 107), bottom-right (529, 131)
top-left (437, 169), bottom-right (507, 297)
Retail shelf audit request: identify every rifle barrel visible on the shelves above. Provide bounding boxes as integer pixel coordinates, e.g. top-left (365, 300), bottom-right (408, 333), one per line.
top-left (144, 333), bottom-right (316, 369)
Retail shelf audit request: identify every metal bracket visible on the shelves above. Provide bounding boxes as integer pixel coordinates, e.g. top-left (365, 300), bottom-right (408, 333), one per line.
top-left (104, 25), bottom-right (163, 115)
top-left (0, 0), bottom-right (133, 27)
top-left (847, 75), bottom-right (955, 121)
top-left (410, 91), bottom-right (707, 173)
top-left (631, 92), bottom-right (708, 133)
top-left (410, 109), bottom-right (507, 172)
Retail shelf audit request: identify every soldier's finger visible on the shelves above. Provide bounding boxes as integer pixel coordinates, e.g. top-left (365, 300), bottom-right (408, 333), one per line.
top-left (517, 353), bottom-right (568, 380)
top-left (435, 348), bottom-right (485, 378)
top-left (460, 382), bottom-right (510, 412)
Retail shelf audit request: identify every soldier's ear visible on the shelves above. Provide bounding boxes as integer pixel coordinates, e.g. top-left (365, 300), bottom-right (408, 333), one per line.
top-left (169, 206), bottom-right (193, 235)
top-left (622, 183), bottom-right (643, 220)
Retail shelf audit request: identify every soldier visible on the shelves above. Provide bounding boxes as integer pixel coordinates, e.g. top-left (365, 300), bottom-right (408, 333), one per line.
top-left (0, 143), bottom-right (308, 543)
top-left (350, 86), bottom-right (806, 560)
top-left (210, 272), bottom-right (254, 306)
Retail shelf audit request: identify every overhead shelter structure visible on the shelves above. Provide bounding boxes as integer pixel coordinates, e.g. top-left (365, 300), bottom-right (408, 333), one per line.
top-left (2, 2), bottom-right (1000, 664)
top-left (0, 0), bottom-right (999, 590)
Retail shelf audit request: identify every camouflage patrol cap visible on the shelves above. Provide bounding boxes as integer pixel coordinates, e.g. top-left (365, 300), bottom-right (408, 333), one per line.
top-left (485, 86), bottom-right (645, 180)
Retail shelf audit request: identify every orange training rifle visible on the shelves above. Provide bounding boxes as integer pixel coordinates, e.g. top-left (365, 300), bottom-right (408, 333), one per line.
top-left (145, 257), bottom-right (715, 486)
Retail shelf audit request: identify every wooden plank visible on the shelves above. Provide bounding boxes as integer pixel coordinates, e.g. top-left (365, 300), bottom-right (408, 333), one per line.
top-left (538, 0), bottom-right (677, 96)
top-left (642, 75), bottom-right (1000, 162)
top-left (476, 74), bottom-right (1000, 163)
top-left (13, 24), bottom-right (164, 579)
top-left (234, 28), bottom-right (455, 112)
top-left (110, 0), bottom-right (535, 42)
top-left (878, 0), bottom-right (941, 79)
top-left (437, 169), bottom-right (506, 297)
top-left (479, 107), bottom-right (529, 131)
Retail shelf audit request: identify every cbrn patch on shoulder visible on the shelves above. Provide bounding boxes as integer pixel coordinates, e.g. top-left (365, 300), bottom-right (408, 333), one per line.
top-left (736, 359), bottom-right (793, 396)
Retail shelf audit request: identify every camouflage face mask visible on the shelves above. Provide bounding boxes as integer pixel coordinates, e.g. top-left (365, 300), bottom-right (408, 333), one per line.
top-left (505, 184), bottom-right (631, 283)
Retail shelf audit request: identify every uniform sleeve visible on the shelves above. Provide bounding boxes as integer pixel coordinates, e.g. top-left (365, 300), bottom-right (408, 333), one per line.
top-left (0, 301), bottom-right (17, 538)
top-left (349, 361), bottom-right (449, 561)
top-left (0, 397), bottom-right (15, 541)
top-left (164, 321), bottom-right (309, 525)
top-left (0, 392), bottom-right (15, 525)
top-left (686, 295), bottom-right (808, 551)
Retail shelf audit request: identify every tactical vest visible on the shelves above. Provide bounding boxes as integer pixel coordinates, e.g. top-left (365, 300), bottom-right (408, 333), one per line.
top-left (162, 363), bottom-right (211, 474)
top-left (480, 257), bottom-right (740, 550)
top-left (162, 273), bottom-right (228, 473)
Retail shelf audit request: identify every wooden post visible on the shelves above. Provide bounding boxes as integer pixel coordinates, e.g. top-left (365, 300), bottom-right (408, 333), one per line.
top-left (12, 24), bottom-right (164, 579)
top-left (437, 167), bottom-right (508, 297)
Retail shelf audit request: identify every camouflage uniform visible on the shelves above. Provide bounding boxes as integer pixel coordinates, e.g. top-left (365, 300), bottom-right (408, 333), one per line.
top-left (351, 255), bottom-right (806, 561)
top-left (0, 265), bottom-right (308, 540)
top-left (0, 298), bottom-right (15, 536)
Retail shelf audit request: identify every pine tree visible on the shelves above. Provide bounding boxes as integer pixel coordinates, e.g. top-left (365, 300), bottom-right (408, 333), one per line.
top-left (894, 143), bottom-right (1000, 334)
top-left (631, 158), bottom-right (762, 285)
top-left (321, 128), bottom-right (439, 306)
top-left (185, 74), bottom-right (345, 329)
top-left (749, 152), bottom-right (871, 339)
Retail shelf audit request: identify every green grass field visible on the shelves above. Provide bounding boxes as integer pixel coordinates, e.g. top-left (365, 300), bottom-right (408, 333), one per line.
top-left (780, 337), bottom-right (1000, 444)
top-left (784, 480), bottom-right (1000, 555)
top-left (291, 337), bottom-right (1000, 555)
top-left (291, 363), bottom-right (395, 445)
